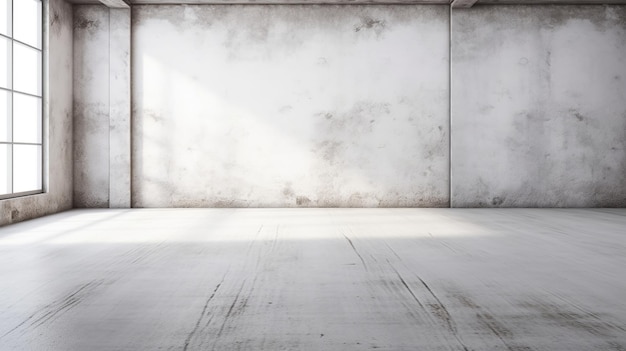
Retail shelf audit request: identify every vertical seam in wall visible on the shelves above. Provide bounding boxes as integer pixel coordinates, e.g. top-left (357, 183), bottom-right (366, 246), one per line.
top-left (448, 5), bottom-right (452, 208)
top-left (108, 8), bottom-right (111, 208)
top-left (129, 7), bottom-right (132, 208)
top-left (72, 6), bottom-right (75, 206)
top-left (69, 2), bottom-right (74, 207)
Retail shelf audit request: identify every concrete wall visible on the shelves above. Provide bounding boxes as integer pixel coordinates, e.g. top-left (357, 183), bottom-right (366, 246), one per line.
top-left (451, 5), bottom-right (626, 207)
top-left (131, 5), bottom-right (450, 208)
top-left (73, 5), bottom-right (109, 208)
top-left (0, 0), bottom-right (73, 226)
top-left (73, 5), bottom-right (130, 208)
top-left (69, 4), bottom-right (626, 209)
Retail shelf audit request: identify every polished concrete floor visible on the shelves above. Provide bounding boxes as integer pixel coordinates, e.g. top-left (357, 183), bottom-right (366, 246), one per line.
top-left (0, 208), bottom-right (624, 350)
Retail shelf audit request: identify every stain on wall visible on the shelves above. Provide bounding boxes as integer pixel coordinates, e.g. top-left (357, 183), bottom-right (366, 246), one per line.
top-left (131, 5), bottom-right (450, 208)
top-left (1, 0), bottom-right (73, 226)
top-left (451, 5), bottom-right (626, 207)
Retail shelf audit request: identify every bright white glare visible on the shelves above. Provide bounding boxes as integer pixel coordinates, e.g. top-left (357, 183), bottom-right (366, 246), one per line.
top-left (0, 90), bottom-right (10, 141)
top-left (141, 54), bottom-right (319, 194)
top-left (13, 93), bottom-right (41, 143)
top-left (0, 143), bottom-right (9, 194)
top-left (13, 42), bottom-right (41, 96)
top-left (13, 144), bottom-right (41, 192)
top-left (140, 52), bottom-right (379, 203)
top-left (0, 0), bottom-right (10, 37)
top-left (0, 36), bottom-right (10, 89)
top-left (13, 0), bottom-right (41, 49)
top-left (0, 209), bottom-right (492, 245)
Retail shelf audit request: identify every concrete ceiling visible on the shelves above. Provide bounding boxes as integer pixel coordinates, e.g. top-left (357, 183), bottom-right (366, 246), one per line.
top-left (67, 0), bottom-right (626, 8)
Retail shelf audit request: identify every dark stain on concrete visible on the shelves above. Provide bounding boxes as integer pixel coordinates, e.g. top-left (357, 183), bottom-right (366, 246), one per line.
top-left (354, 16), bottom-right (386, 33)
top-left (455, 294), bottom-right (534, 351)
top-left (378, 195), bottom-right (448, 208)
top-left (317, 140), bottom-right (343, 165)
top-left (74, 18), bottom-right (100, 31)
top-left (567, 109), bottom-right (586, 123)
top-left (470, 5), bottom-right (626, 32)
top-left (520, 300), bottom-right (626, 338)
top-left (455, 6), bottom-right (626, 64)
top-left (296, 196), bottom-right (311, 206)
top-left (491, 196), bottom-right (505, 206)
top-left (347, 193), bottom-right (365, 207)
top-left (283, 184), bottom-right (295, 198)
top-left (49, 6), bottom-right (64, 36)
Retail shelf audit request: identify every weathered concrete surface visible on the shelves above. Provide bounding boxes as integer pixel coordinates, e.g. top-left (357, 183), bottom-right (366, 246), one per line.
top-left (0, 208), bottom-right (625, 349)
top-left (132, 5), bottom-right (450, 208)
top-left (73, 5), bottom-right (132, 208)
top-left (451, 6), bottom-right (626, 207)
top-left (109, 9), bottom-right (132, 208)
top-left (0, 0), bottom-right (73, 226)
top-left (73, 5), bottom-right (110, 208)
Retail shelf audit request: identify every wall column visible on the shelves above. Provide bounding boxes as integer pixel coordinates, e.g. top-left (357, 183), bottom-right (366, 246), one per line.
top-left (109, 9), bottom-right (131, 208)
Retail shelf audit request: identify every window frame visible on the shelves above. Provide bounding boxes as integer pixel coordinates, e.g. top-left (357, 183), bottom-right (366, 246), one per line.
top-left (0, 0), bottom-right (44, 200)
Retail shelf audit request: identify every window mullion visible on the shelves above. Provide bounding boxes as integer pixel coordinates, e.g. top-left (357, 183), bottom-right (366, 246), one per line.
top-left (10, 0), bottom-right (13, 194)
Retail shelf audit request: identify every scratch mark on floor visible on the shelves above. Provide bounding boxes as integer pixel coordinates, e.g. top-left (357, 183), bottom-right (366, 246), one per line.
top-left (549, 292), bottom-right (626, 333)
top-left (456, 294), bottom-right (533, 351)
top-left (388, 264), bottom-right (471, 351)
top-left (416, 276), bottom-right (456, 331)
top-left (183, 273), bottom-right (227, 351)
top-left (440, 241), bottom-right (459, 254)
top-left (271, 225), bottom-right (280, 252)
top-left (246, 225), bottom-right (264, 255)
top-left (2, 280), bottom-right (104, 338)
top-left (216, 279), bottom-right (247, 339)
top-left (343, 233), bottom-right (367, 271)
top-left (385, 242), bottom-right (402, 261)
top-left (388, 263), bottom-right (426, 311)
top-left (475, 313), bottom-right (530, 351)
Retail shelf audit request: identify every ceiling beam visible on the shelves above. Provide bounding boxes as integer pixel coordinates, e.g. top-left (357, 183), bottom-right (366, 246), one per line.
top-left (451, 0), bottom-right (478, 7)
top-left (128, 0), bottom-right (449, 3)
top-left (98, 0), bottom-right (130, 8)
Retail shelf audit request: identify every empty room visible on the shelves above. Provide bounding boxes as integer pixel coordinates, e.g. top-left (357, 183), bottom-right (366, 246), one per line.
top-left (1, 0), bottom-right (625, 349)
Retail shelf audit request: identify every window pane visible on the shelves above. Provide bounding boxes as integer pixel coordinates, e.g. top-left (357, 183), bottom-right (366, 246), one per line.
top-left (13, 93), bottom-right (41, 143)
top-left (13, 42), bottom-right (41, 96)
top-left (0, 0), bottom-right (10, 37)
top-left (14, 0), bottom-right (42, 49)
top-left (13, 144), bottom-right (41, 192)
top-left (0, 36), bottom-right (10, 89)
top-left (0, 144), bottom-right (10, 195)
top-left (0, 90), bottom-right (10, 142)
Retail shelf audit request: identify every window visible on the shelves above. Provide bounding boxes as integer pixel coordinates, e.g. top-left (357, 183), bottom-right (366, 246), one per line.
top-left (0, 0), bottom-right (43, 199)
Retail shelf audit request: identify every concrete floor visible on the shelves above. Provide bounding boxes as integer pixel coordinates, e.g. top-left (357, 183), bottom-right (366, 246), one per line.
top-left (0, 209), bottom-right (624, 350)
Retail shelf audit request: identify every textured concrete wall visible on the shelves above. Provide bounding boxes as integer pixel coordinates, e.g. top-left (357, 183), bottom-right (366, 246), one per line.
top-left (451, 6), bottom-right (626, 207)
top-left (109, 9), bottom-right (131, 208)
top-left (73, 5), bottom-right (110, 207)
top-left (132, 5), bottom-right (450, 208)
top-left (0, 0), bottom-right (74, 226)
top-left (74, 6), bottom-right (131, 208)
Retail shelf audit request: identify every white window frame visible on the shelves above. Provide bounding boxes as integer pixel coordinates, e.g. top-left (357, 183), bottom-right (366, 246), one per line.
top-left (0, 0), bottom-right (44, 200)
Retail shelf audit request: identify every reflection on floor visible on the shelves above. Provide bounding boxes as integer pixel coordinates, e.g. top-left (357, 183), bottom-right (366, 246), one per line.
top-left (0, 208), bottom-right (625, 350)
